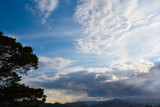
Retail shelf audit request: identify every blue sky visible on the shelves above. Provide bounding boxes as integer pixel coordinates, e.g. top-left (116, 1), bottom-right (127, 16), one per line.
top-left (1, 0), bottom-right (160, 103)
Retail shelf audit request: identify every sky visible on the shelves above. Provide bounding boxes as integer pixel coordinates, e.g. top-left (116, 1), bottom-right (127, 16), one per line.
top-left (0, 0), bottom-right (160, 104)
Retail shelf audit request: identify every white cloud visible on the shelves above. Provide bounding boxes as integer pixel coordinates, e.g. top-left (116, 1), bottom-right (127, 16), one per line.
top-left (39, 56), bottom-right (72, 69)
top-left (74, 0), bottom-right (160, 60)
top-left (34, 0), bottom-right (58, 24)
top-left (111, 59), bottom-right (154, 73)
top-left (25, 4), bottom-right (36, 15)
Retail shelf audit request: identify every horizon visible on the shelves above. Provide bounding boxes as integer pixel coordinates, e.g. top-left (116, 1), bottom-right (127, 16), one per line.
top-left (1, 0), bottom-right (160, 104)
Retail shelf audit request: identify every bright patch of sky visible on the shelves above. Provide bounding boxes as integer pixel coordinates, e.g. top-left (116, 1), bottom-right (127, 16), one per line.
top-left (1, 0), bottom-right (160, 104)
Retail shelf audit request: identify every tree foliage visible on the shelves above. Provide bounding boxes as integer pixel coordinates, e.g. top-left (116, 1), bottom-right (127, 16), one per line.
top-left (0, 32), bottom-right (46, 103)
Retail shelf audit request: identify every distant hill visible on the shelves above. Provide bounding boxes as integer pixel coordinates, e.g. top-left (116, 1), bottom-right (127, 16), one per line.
top-left (89, 98), bottom-right (145, 107)
top-left (123, 97), bottom-right (160, 105)
top-left (1, 98), bottom-right (160, 107)
top-left (66, 102), bottom-right (89, 107)
top-left (75, 100), bottom-right (105, 106)
top-left (21, 98), bottom-right (160, 107)
top-left (21, 101), bottom-right (70, 107)
top-left (65, 98), bottom-right (160, 107)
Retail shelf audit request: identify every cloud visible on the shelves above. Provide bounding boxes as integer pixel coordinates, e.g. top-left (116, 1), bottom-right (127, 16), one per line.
top-left (25, 4), bottom-right (36, 15)
top-left (21, 0), bottom-right (160, 103)
top-left (21, 67), bottom-right (141, 97)
top-left (122, 63), bottom-right (160, 98)
top-left (111, 59), bottom-right (154, 73)
top-left (74, 0), bottom-right (160, 61)
top-left (28, 70), bottom-right (124, 97)
top-left (35, 0), bottom-right (58, 24)
top-left (39, 56), bottom-right (72, 69)
top-left (29, 0), bottom-right (58, 24)
top-left (22, 62), bottom-right (160, 102)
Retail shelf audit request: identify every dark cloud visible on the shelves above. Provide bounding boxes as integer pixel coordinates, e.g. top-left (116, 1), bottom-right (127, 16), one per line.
top-left (24, 63), bottom-right (160, 99)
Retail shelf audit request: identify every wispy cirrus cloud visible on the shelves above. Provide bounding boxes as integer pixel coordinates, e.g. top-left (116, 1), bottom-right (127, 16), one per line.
top-left (74, 0), bottom-right (160, 60)
top-left (34, 0), bottom-right (58, 24)
top-left (26, 0), bottom-right (59, 24)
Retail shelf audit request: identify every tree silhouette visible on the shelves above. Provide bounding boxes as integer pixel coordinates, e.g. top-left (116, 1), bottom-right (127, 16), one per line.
top-left (0, 32), bottom-right (46, 103)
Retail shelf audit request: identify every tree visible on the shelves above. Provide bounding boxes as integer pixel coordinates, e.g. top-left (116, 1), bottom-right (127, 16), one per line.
top-left (0, 32), bottom-right (46, 103)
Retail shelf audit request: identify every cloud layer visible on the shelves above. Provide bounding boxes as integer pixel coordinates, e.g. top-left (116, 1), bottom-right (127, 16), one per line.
top-left (23, 63), bottom-right (160, 103)
top-left (75, 0), bottom-right (160, 60)
top-left (39, 57), bottom-right (72, 69)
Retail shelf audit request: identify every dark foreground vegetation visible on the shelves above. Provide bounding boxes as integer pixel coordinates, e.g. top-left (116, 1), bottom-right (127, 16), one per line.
top-left (0, 32), bottom-right (46, 107)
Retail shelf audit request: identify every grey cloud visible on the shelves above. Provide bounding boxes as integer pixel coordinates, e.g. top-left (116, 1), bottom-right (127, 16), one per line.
top-left (23, 63), bottom-right (160, 99)
top-left (29, 70), bottom-right (158, 98)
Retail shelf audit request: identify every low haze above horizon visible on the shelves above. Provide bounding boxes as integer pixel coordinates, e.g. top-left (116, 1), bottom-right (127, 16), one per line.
top-left (0, 0), bottom-right (160, 104)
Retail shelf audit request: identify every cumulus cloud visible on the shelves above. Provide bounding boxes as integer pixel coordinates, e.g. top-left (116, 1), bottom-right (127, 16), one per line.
top-left (21, 61), bottom-right (160, 103)
top-left (27, 70), bottom-right (124, 97)
top-left (26, 64), bottom-right (160, 100)
top-left (74, 0), bottom-right (160, 62)
top-left (122, 63), bottom-right (160, 98)
top-left (111, 59), bottom-right (154, 73)
top-left (39, 56), bottom-right (72, 69)
top-left (22, 65), bottom-right (153, 99)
